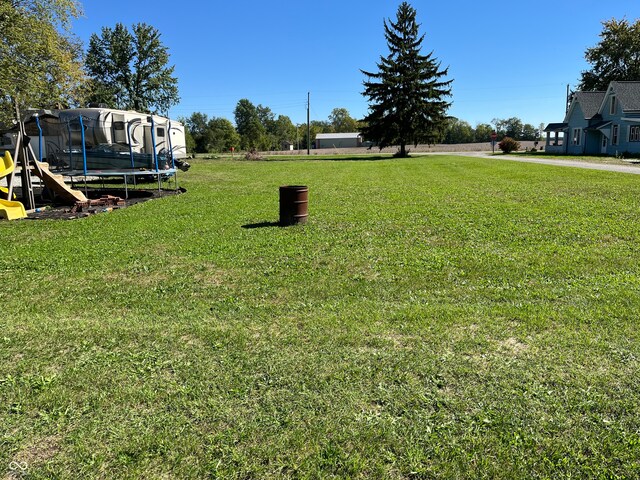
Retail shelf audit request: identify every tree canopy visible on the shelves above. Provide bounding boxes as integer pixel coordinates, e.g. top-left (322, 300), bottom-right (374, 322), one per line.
top-left (328, 108), bottom-right (361, 133)
top-left (491, 117), bottom-right (539, 141)
top-left (0, 0), bottom-right (85, 124)
top-left (579, 18), bottom-right (640, 91)
top-left (233, 99), bottom-right (296, 151)
top-left (444, 118), bottom-right (475, 144)
top-left (182, 112), bottom-right (240, 153)
top-left (85, 22), bottom-right (179, 115)
top-left (234, 99), bottom-right (267, 151)
top-left (360, 2), bottom-right (452, 157)
top-left (474, 123), bottom-right (494, 143)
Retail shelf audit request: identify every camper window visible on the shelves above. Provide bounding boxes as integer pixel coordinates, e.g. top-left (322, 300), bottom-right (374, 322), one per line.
top-left (25, 123), bottom-right (40, 136)
top-left (68, 120), bottom-right (86, 132)
top-left (157, 128), bottom-right (165, 138)
top-left (113, 121), bottom-right (125, 131)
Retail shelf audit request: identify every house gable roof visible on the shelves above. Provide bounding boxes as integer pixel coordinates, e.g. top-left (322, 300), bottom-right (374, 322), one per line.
top-left (565, 91), bottom-right (606, 122)
top-left (607, 81), bottom-right (640, 112)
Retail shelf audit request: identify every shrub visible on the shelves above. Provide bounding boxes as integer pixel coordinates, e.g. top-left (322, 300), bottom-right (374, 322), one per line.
top-left (245, 149), bottom-right (264, 161)
top-left (498, 137), bottom-right (520, 154)
top-left (617, 151), bottom-right (640, 160)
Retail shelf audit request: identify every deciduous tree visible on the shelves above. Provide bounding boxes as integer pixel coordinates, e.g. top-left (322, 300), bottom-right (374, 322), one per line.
top-left (492, 117), bottom-right (524, 140)
top-left (234, 99), bottom-right (266, 150)
top-left (208, 117), bottom-right (239, 153)
top-left (272, 115), bottom-right (296, 150)
top-left (444, 117), bottom-right (474, 144)
top-left (182, 113), bottom-right (240, 153)
top-left (579, 18), bottom-right (640, 91)
top-left (361, 2), bottom-right (452, 157)
top-left (329, 108), bottom-right (360, 133)
top-left (256, 105), bottom-right (278, 150)
top-left (522, 123), bottom-right (538, 141)
top-left (0, 0), bottom-right (85, 124)
top-left (474, 123), bottom-right (494, 142)
top-left (183, 112), bottom-right (212, 153)
top-left (85, 22), bottom-right (179, 115)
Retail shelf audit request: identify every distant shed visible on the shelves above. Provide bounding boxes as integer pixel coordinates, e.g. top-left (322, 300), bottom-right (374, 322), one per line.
top-left (316, 133), bottom-right (363, 149)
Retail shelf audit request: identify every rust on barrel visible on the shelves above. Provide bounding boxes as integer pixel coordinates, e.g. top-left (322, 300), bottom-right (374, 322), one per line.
top-left (279, 185), bottom-right (308, 226)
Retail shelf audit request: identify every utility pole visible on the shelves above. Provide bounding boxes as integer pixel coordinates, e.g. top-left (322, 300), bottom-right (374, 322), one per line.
top-left (307, 92), bottom-right (310, 155)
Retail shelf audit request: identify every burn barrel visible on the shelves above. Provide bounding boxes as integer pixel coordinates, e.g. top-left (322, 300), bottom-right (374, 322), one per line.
top-left (279, 185), bottom-right (308, 226)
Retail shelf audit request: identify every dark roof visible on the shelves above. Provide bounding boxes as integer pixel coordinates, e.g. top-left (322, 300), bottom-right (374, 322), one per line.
top-left (544, 122), bottom-right (568, 131)
top-left (585, 120), bottom-right (612, 130)
top-left (610, 81), bottom-right (640, 111)
top-left (572, 91), bottom-right (606, 119)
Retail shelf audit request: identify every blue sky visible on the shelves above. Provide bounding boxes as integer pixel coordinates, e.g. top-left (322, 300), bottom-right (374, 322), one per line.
top-left (72, 1), bottom-right (638, 130)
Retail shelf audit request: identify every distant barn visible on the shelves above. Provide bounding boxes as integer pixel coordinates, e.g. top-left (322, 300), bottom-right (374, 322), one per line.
top-left (316, 133), bottom-right (363, 149)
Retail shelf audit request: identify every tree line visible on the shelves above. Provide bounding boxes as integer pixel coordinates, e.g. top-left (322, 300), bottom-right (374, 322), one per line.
top-left (2, 1), bottom-right (639, 154)
top-left (183, 104), bottom-right (363, 153)
top-left (444, 117), bottom-right (543, 144)
top-left (183, 108), bottom-right (543, 154)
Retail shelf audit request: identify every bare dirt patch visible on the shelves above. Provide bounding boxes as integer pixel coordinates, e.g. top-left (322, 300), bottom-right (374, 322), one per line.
top-left (496, 337), bottom-right (529, 355)
top-left (24, 187), bottom-right (184, 220)
top-left (4, 435), bottom-right (62, 479)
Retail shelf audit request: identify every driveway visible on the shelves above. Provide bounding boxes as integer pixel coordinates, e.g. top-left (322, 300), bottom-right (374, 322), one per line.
top-left (453, 151), bottom-right (640, 175)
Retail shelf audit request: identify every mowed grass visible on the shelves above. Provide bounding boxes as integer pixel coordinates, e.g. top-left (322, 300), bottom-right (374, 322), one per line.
top-left (1, 155), bottom-right (639, 479)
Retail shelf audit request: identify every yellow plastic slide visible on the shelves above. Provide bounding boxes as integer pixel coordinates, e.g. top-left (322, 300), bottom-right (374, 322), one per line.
top-left (0, 197), bottom-right (27, 220)
top-left (0, 150), bottom-right (14, 177)
top-left (0, 151), bottom-right (27, 220)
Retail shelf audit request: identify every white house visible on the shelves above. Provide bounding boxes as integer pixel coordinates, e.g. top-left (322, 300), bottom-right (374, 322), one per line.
top-left (316, 133), bottom-right (363, 149)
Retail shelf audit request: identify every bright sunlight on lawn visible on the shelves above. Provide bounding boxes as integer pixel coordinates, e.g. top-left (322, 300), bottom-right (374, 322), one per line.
top-left (1, 155), bottom-right (639, 478)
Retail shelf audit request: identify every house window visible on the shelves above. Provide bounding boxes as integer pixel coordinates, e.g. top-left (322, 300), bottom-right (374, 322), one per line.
top-left (572, 128), bottom-right (581, 145)
top-left (612, 124), bottom-right (619, 145)
top-left (630, 126), bottom-right (640, 142)
top-left (610, 96), bottom-right (616, 115)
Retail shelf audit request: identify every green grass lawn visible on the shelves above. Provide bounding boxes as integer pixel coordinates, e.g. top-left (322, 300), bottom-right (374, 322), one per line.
top-left (1, 155), bottom-right (639, 479)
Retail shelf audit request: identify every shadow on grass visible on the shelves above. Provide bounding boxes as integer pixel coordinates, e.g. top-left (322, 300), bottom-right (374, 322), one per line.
top-left (320, 155), bottom-right (392, 162)
top-left (242, 221), bottom-right (281, 229)
top-left (263, 155), bottom-right (393, 162)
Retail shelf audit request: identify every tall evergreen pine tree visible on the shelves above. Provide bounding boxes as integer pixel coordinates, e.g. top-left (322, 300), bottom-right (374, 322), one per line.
top-left (361, 2), bottom-right (452, 157)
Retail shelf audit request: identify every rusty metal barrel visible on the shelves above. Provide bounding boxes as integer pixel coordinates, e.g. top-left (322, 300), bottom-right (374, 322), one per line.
top-left (279, 185), bottom-right (308, 226)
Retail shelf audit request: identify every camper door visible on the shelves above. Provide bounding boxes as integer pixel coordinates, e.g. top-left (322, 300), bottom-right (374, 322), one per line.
top-left (112, 113), bottom-right (126, 144)
top-left (143, 124), bottom-right (168, 157)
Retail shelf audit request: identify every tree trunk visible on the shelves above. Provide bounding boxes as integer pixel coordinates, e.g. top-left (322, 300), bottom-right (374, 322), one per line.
top-left (399, 142), bottom-right (408, 157)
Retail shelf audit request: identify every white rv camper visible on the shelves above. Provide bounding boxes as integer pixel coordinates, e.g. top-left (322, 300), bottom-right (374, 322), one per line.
top-left (13, 108), bottom-right (188, 172)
